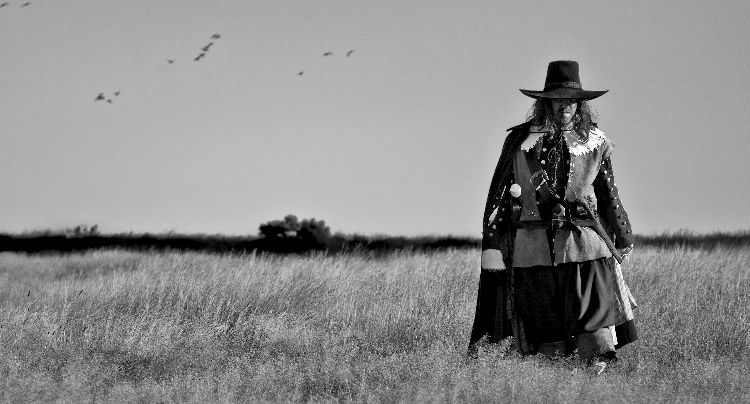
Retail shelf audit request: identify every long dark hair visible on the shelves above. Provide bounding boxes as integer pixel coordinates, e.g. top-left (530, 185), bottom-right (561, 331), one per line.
top-left (526, 99), bottom-right (598, 140)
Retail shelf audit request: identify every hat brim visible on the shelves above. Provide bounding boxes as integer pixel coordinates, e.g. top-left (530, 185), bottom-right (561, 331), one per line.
top-left (519, 88), bottom-right (608, 100)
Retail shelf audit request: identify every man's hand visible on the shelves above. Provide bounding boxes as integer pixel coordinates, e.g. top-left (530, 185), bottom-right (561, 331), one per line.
top-left (481, 249), bottom-right (506, 270)
top-left (618, 244), bottom-right (634, 261)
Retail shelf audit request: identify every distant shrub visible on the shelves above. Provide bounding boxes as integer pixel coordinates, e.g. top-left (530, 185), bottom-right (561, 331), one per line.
top-left (258, 215), bottom-right (331, 251)
top-left (298, 218), bottom-right (332, 246)
top-left (69, 224), bottom-right (99, 237)
top-left (258, 215), bottom-right (301, 239)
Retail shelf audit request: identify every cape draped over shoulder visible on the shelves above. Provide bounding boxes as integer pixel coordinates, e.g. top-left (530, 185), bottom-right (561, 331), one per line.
top-left (483, 122), bottom-right (532, 232)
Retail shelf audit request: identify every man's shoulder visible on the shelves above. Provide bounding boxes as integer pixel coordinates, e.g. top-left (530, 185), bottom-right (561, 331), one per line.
top-left (506, 121), bottom-right (533, 132)
top-left (500, 122), bottom-right (532, 154)
top-left (503, 121), bottom-right (532, 144)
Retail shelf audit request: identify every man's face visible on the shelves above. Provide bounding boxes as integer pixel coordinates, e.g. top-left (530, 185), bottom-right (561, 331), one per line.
top-left (549, 98), bottom-right (577, 125)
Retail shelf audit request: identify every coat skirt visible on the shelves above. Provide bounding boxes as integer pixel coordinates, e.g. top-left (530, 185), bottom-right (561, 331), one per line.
top-left (514, 257), bottom-right (616, 344)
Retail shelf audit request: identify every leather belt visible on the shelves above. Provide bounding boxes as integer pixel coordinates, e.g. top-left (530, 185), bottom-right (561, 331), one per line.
top-left (512, 216), bottom-right (623, 264)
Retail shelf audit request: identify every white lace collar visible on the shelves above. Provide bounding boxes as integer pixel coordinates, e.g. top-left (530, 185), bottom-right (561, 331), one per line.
top-left (520, 125), bottom-right (606, 156)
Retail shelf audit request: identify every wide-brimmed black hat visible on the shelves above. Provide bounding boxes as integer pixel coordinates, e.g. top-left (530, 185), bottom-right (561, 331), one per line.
top-left (519, 60), bottom-right (607, 100)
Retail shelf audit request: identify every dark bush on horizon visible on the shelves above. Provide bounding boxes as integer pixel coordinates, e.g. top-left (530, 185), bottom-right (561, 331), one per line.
top-left (0, 222), bottom-right (747, 255)
top-left (257, 215), bottom-right (331, 252)
top-left (633, 229), bottom-right (750, 250)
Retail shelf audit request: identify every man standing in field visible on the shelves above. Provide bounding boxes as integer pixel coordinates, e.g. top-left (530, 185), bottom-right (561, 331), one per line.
top-left (468, 60), bottom-right (638, 374)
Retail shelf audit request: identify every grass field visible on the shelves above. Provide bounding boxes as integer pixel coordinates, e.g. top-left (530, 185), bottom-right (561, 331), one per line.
top-left (1, 245), bottom-right (748, 403)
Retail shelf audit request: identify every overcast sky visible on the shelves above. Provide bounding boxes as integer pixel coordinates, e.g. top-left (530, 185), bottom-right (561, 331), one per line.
top-left (1, 0), bottom-right (748, 237)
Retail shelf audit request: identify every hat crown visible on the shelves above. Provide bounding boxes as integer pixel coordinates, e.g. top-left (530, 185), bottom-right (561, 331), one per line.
top-left (544, 60), bottom-right (581, 90)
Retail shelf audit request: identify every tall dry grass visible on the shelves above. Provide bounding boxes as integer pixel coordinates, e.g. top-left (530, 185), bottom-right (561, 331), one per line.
top-left (0, 246), bottom-right (748, 403)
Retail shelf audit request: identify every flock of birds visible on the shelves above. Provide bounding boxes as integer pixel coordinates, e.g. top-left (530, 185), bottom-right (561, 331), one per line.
top-left (94, 90), bottom-right (120, 104)
top-left (95, 38), bottom-right (357, 104)
top-left (88, 30), bottom-right (355, 104)
top-left (2, 4), bottom-right (358, 106)
top-left (0, 2), bottom-right (31, 8)
top-left (95, 33), bottom-right (223, 104)
top-left (297, 49), bottom-right (355, 76)
top-left (168, 33), bottom-right (222, 64)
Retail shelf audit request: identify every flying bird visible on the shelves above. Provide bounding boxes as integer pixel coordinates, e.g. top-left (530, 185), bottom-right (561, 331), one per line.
top-left (94, 93), bottom-right (105, 101)
top-left (194, 52), bottom-right (205, 61)
top-left (0, 3), bottom-right (9, 8)
top-left (106, 99), bottom-right (113, 104)
top-left (297, 71), bottom-right (304, 76)
top-left (21, 1), bottom-right (30, 6)
top-left (201, 42), bottom-right (214, 52)
top-left (322, 52), bottom-right (333, 57)
top-left (167, 59), bottom-right (175, 64)
top-left (113, 90), bottom-right (120, 96)
top-left (210, 33), bottom-right (221, 40)
top-left (346, 49), bottom-right (354, 57)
